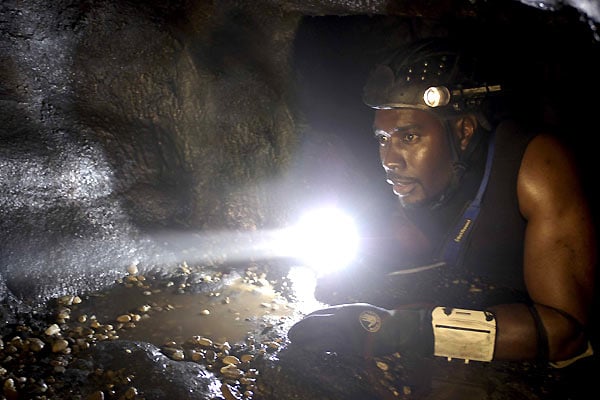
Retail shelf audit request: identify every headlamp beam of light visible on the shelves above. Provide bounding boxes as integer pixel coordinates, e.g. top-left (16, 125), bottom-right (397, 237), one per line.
top-left (277, 207), bottom-right (359, 275)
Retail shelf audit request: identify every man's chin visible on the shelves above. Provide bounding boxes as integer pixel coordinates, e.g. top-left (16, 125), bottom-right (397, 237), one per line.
top-left (400, 201), bottom-right (423, 210)
top-left (399, 195), bottom-right (437, 210)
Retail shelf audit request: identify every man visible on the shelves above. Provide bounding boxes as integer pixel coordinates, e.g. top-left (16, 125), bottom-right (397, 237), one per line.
top-left (288, 38), bottom-right (596, 366)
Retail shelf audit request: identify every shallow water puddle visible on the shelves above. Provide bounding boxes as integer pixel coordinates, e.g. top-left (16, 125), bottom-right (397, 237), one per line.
top-left (68, 275), bottom-right (295, 346)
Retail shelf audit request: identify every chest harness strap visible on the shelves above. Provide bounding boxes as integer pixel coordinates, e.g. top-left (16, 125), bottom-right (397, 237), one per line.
top-left (439, 131), bottom-right (496, 267)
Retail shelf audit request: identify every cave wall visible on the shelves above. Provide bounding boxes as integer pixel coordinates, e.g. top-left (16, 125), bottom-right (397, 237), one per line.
top-left (1, 0), bottom-right (598, 315)
top-left (0, 0), bottom-right (303, 311)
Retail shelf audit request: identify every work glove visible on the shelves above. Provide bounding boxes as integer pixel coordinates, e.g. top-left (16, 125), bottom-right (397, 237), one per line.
top-left (288, 303), bottom-right (433, 357)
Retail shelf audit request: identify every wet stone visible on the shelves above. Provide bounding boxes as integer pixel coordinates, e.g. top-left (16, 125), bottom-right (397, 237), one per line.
top-left (116, 314), bottom-right (131, 323)
top-left (220, 364), bottom-right (244, 380)
top-left (51, 339), bottom-right (69, 353)
top-left (28, 338), bottom-right (45, 352)
top-left (222, 355), bottom-right (241, 365)
top-left (44, 324), bottom-right (61, 336)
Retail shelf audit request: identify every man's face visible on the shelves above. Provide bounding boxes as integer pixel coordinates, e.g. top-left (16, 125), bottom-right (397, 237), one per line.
top-left (373, 108), bottom-right (455, 208)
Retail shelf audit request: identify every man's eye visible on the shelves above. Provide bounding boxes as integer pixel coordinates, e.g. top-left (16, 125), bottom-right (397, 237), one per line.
top-left (402, 133), bottom-right (418, 143)
top-left (376, 135), bottom-right (389, 145)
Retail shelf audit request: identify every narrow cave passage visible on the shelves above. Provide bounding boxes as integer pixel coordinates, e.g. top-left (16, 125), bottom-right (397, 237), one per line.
top-left (1, 1), bottom-right (599, 399)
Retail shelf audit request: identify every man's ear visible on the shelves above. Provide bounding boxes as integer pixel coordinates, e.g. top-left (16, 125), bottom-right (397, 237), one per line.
top-left (454, 115), bottom-right (478, 151)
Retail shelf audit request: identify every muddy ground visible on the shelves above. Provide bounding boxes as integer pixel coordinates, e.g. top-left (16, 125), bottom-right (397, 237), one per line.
top-left (1, 261), bottom-right (596, 400)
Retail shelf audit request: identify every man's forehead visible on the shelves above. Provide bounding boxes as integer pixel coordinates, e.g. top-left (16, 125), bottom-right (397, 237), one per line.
top-left (374, 108), bottom-right (439, 128)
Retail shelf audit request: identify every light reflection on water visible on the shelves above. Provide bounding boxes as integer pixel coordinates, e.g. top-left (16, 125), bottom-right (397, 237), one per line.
top-left (286, 266), bottom-right (327, 314)
top-left (68, 267), bottom-right (324, 346)
top-left (71, 277), bottom-right (292, 345)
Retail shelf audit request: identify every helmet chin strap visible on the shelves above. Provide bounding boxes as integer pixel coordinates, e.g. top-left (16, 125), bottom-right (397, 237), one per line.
top-left (426, 117), bottom-right (482, 210)
top-left (426, 164), bottom-right (462, 210)
top-left (408, 162), bottom-right (462, 211)
top-left (425, 119), bottom-right (465, 210)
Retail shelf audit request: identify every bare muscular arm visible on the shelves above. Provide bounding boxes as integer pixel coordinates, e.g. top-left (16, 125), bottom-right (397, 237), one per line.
top-left (491, 134), bottom-right (596, 361)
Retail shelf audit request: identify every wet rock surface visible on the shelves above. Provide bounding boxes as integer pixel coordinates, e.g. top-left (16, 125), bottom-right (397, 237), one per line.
top-left (76, 341), bottom-right (222, 400)
top-left (0, 0), bottom-right (300, 313)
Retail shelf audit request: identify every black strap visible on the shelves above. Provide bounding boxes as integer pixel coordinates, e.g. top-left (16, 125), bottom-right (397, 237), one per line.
top-left (528, 303), bottom-right (550, 362)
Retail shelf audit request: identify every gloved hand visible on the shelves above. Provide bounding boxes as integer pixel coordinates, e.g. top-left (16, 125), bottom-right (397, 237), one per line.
top-left (288, 303), bottom-right (433, 357)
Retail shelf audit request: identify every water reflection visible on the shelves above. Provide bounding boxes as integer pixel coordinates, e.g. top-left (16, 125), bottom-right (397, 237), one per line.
top-left (286, 266), bottom-right (327, 314)
top-left (70, 275), bottom-right (295, 346)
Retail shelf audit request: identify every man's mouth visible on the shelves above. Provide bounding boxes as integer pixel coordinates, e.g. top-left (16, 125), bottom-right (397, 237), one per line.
top-left (386, 178), bottom-right (417, 197)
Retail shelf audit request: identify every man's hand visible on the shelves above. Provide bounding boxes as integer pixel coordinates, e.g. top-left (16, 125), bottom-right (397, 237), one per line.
top-left (288, 303), bottom-right (432, 357)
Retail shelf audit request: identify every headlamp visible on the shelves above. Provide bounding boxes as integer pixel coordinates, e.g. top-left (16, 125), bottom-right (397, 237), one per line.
top-left (423, 86), bottom-right (451, 108)
top-left (423, 84), bottom-right (502, 109)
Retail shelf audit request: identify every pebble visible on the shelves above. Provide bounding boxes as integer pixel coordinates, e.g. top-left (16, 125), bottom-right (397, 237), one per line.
top-left (28, 338), bottom-right (45, 352)
top-left (3, 378), bottom-right (17, 398)
top-left (240, 377), bottom-right (256, 385)
top-left (52, 339), bottom-right (69, 353)
top-left (240, 354), bottom-right (254, 363)
top-left (59, 296), bottom-right (75, 306)
top-left (220, 342), bottom-right (231, 352)
top-left (124, 387), bottom-right (138, 399)
top-left (116, 314), bottom-right (131, 323)
top-left (127, 263), bottom-right (139, 275)
top-left (130, 314), bottom-right (141, 322)
top-left (221, 382), bottom-right (242, 400)
top-left (222, 355), bottom-right (240, 365)
top-left (87, 391), bottom-right (105, 400)
top-left (138, 304), bottom-right (151, 313)
top-left (220, 364), bottom-right (244, 380)
top-left (191, 336), bottom-right (213, 347)
top-left (376, 361), bottom-right (389, 371)
top-left (44, 324), bottom-right (61, 336)
top-left (190, 350), bottom-right (203, 361)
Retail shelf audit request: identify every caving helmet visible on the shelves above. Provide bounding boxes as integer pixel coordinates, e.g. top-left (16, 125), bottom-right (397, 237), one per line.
top-left (363, 37), bottom-right (501, 127)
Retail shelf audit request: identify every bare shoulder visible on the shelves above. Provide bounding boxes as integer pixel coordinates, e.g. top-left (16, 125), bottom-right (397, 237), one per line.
top-left (518, 132), bottom-right (596, 322)
top-left (520, 134), bottom-right (578, 177)
top-left (517, 133), bottom-right (584, 217)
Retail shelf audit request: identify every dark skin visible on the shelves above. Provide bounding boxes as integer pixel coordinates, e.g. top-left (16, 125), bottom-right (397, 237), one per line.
top-left (373, 108), bottom-right (596, 362)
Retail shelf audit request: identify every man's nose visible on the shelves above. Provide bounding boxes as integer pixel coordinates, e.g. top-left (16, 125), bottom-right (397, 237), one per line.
top-left (381, 145), bottom-right (406, 172)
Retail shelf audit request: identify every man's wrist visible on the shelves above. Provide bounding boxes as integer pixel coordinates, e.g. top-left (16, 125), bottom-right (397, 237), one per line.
top-left (383, 307), bottom-right (434, 356)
